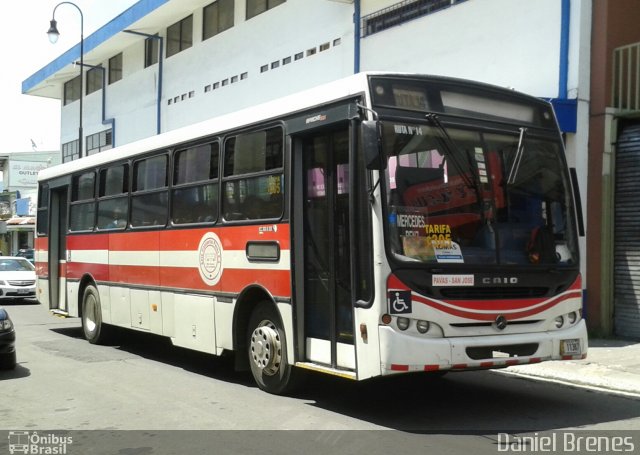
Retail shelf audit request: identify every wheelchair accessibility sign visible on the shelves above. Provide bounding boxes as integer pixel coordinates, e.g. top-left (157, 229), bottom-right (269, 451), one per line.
top-left (388, 290), bottom-right (412, 314)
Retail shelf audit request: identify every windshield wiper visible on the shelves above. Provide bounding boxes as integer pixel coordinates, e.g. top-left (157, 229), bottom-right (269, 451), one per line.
top-left (425, 113), bottom-right (476, 190)
top-left (507, 127), bottom-right (527, 185)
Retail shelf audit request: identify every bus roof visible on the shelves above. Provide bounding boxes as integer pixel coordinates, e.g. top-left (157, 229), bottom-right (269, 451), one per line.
top-left (38, 71), bottom-right (378, 182)
top-left (38, 71), bottom-right (549, 182)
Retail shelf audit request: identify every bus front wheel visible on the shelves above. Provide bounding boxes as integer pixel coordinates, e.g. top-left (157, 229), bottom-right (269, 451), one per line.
top-left (82, 284), bottom-right (108, 344)
top-left (247, 303), bottom-right (297, 394)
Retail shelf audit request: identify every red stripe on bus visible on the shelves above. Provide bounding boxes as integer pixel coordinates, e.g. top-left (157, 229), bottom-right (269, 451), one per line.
top-left (480, 361), bottom-right (494, 368)
top-left (35, 237), bottom-right (48, 250)
top-left (60, 225), bottom-right (291, 253)
top-left (219, 268), bottom-right (291, 296)
top-left (58, 263), bottom-right (67, 279)
top-left (109, 231), bottom-right (161, 251)
top-left (452, 364), bottom-right (467, 369)
top-left (67, 235), bottom-right (109, 250)
top-left (36, 262), bottom-right (49, 277)
top-left (390, 364), bottom-right (409, 371)
top-left (411, 291), bottom-right (581, 321)
top-left (387, 274), bottom-right (583, 315)
top-left (424, 365), bottom-right (440, 372)
top-left (64, 262), bottom-right (292, 297)
top-left (67, 262), bottom-right (109, 281)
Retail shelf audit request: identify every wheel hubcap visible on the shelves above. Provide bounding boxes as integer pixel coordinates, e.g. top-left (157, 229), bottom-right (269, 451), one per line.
top-left (250, 321), bottom-right (282, 376)
top-left (85, 295), bottom-right (97, 333)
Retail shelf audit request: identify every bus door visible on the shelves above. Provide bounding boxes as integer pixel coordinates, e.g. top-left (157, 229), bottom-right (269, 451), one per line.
top-left (294, 126), bottom-right (356, 371)
top-left (48, 186), bottom-right (68, 312)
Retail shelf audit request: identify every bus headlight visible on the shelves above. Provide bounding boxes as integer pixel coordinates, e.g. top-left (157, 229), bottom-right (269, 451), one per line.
top-left (567, 311), bottom-right (578, 324)
top-left (396, 317), bottom-right (410, 331)
top-left (416, 320), bottom-right (430, 334)
top-left (554, 315), bottom-right (564, 328)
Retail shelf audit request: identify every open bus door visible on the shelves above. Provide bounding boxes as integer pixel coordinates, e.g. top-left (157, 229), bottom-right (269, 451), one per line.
top-left (291, 111), bottom-right (376, 379)
top-left (293, 125), bottom-right (357, 374)
top-left (48, 185), bottom-right (68, 313)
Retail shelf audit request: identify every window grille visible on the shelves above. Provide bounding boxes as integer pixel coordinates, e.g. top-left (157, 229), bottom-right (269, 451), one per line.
top-left (361, 0), bottom-right (466, 38)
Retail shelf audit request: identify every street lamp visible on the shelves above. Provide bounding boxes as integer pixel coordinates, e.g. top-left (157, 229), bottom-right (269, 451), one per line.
top-left (47, 2), bottom-right (84, 159)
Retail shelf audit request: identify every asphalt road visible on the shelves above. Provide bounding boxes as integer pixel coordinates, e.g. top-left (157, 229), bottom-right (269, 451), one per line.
top-left (2, 301), bottom-right (639, 454)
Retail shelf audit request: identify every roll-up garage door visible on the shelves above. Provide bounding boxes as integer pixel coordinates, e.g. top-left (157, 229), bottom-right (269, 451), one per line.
top-left (614, 121), bottom-right (640, 338)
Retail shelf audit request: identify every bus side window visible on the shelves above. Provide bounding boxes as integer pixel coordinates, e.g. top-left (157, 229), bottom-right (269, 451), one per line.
top-left (172, 142), bottom-right (219, 225)
top-left (131, 155), bottom-right (168, 227)
top-left (97, 164), bottom-right (129, 230)
top-left (222, 127), bottom-right (283, 222)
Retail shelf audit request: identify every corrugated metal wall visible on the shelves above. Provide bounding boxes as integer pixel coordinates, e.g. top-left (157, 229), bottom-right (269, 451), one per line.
top-left (614, 121), bottom-right (640, 338)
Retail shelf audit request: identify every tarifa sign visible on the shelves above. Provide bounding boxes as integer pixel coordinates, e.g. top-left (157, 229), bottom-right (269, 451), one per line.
top-left (9, 161), bottom-right (49, 187)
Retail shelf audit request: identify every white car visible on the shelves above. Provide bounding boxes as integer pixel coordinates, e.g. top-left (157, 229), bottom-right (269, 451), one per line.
top-left (0, 257), bottom-right (36, 302)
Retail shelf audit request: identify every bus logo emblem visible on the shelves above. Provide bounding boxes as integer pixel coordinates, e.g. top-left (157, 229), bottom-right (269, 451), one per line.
top-left (198, 232), bottom-right (223, 286)
top-left (495, 315), bottom-right (508, 330)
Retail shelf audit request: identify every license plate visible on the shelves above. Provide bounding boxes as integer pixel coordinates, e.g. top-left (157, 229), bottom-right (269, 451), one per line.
top-left (561, 338), bottom-right (581, 356)
top-left (17, 289), bottom-right (29, 295)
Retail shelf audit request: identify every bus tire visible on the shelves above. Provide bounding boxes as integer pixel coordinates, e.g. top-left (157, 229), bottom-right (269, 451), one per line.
top-left (82, 284), bottom-right (108, 344)
top-left (247, 302), bottom-right (298, 395)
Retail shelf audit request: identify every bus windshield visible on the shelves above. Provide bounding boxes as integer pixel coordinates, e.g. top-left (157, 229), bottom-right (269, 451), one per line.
top-left (382, 120), bottom-right (578, 266)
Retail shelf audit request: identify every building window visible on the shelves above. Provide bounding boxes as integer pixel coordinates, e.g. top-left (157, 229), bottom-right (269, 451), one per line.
top-left (86, 130), bottom-right (113, 156)
top-left (361, 0), bottom-right (467, 38)
top-left (86, 66), bottom-right (103, 95)
top-left (109, 53), bottom-right (123, 84)
top-left (203, 0), bottom-right (234, 40)
top-left (63, 76), bottom-right (81, 105)
top-left (145, 35), bottom-right (159, 67)
top-left (62, 140), bottom-right (79, 163)
top-left (246, 0), bottom-right (285, 20)
top-left (167, 15), bottom-right (193, 58)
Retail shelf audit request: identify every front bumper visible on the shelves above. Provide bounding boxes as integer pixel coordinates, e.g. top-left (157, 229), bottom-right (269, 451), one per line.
top-left (0, 329), bottom-right (16, 354)
top-left (379, 319), bottom-right (588, 374)
top-left (0, 284), bottom-right (36, 300)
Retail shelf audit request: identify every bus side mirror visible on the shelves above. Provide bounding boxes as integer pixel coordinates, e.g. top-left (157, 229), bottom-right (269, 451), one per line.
top-left (362, 120), bottom-right (385, 170)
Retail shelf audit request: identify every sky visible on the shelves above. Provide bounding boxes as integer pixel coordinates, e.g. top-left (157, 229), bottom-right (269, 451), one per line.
top-left (0, 0), bottom-right (139, 153)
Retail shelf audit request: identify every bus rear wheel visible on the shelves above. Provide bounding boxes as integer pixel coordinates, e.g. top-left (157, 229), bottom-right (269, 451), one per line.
top-left (82, 284), bottom-right (108, 344)
top-left (247, 303), bottom-right (298, 395)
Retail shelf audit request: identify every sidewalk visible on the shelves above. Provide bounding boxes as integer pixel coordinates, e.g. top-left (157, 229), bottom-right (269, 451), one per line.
top-left (499, 339), bottom-right (640, 397)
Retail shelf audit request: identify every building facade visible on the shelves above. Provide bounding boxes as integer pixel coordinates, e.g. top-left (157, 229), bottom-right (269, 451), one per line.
top-left (0, 151), bottom-right (61, 255)
top-left (24, 0), bottom-right (602, 328)
top-left (588, 0), bottom-right (640, 338)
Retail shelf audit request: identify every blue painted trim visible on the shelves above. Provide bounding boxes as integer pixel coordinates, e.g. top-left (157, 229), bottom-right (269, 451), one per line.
top-left (354, 0), bottom-right (361, 74)
top-left (22, 0), bottom-right (169, 94)
top-left (558, 0), bottom-right (570, 99)
top-left (123, 30), bottom-right (163, 135)
top-left (550, 98), bottom-right (577, 133)
top-left (78, 63), bottom-right (117, 146)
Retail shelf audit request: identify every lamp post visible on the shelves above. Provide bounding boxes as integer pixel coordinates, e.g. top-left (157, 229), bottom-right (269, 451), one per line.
top-left (47, 2), bottom-right (84, 159)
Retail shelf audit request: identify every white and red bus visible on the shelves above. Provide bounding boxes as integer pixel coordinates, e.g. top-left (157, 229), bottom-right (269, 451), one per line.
top-left (35, 73), bottom-right (587, 394)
